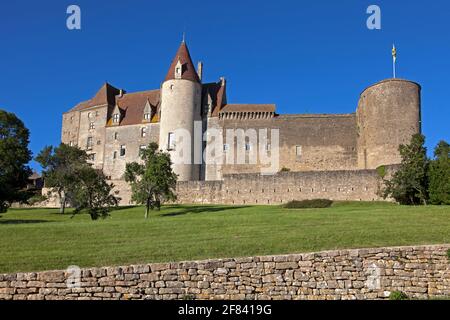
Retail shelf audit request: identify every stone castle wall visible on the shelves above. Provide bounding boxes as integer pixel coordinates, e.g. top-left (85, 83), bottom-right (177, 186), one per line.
top-left (110, 166), bottom-right (390, 206)
top-left (1, 245), bottom-right (448, 300)
top-left (35, 166), bottom-right (392, 207)
top-left (174, 166), bottom-right (393, 205)
top-left (205, 113), bottom-right (358, 179)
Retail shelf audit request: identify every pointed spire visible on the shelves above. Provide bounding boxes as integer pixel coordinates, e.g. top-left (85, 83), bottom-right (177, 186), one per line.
top-left (164, 41), bottom-right (200, 83)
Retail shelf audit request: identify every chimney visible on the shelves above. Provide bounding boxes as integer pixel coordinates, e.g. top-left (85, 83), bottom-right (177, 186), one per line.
top-left (197, 61), bottom-right (203, 81)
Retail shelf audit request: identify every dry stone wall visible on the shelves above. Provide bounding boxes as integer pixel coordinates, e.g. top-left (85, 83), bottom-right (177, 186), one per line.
top-left (1, 245), bottom-right (448, 300)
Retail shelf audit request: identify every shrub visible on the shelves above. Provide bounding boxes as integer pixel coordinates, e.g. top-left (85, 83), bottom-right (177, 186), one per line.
top-left (447, 249), bottom-right (450, 261)
top-left (376, 165), bottom-right (386, 178)
top-left (280, 167), bottom-right (291, 172)
top-left (389, 291), bottom-right (409, 300)
top-left (27, 194), bottom-right (48, 206)
top-left (283, 199), bottom-right (333, 209)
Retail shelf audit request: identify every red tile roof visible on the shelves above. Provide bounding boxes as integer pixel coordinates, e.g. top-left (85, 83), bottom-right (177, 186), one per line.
top-left (164, 42), bottom-right (200, 83)
top-left (115, 90), bottom-right (160, 126)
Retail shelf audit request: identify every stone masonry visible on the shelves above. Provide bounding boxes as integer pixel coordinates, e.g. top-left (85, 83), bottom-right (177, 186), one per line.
top-left (1, 245), bottom-right (448, 300)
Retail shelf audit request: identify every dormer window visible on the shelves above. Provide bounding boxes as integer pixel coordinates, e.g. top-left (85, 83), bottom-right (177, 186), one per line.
top-left (175, 59), bottom-right (183, 79)
top-left (143, 100), bottom-right (152, 122)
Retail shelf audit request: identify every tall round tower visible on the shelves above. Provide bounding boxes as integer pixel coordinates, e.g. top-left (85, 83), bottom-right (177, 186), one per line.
top-left (356, 79), bottom-right (421, 169)
top-left (159, 41), bottom-right (202, 181)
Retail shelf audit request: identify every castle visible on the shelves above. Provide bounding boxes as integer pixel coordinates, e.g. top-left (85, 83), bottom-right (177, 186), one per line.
top-left (61, 41), bottom-right (421, 205)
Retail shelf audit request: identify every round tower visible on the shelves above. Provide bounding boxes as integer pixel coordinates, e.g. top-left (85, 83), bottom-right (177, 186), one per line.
top-left (159, 41), bottom-right (202, 181)
top-left (356, 79), bottom-right (421, 169)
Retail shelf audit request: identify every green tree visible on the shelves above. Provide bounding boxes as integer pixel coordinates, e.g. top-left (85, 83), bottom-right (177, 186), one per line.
top-left (35, 144), bottom-right (88, 214)
top-left (381, 134), bottom-right (429, 205)
top-left (0, 110), bottom-right (32, 212)
top-left (428, 141), bottom-right (450, 205)
top-left (68, 166), bottom-right (120, 220)
top-left (125, 143), bottom-right (177, 219)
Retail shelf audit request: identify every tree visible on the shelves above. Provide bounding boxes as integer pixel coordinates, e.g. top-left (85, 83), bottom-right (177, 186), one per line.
top-left (0, 109), bottom-right (32, 212)
top-left (68, 166), bottom-right (120, 220)
top-left (381, 134), bottom-right (429, 205)
top-left (35, 144), bottom-right (88, 214)
top-left (125, 143), bottom-right (177, 219)
top-left (428, 141), bottom-right (450, 205)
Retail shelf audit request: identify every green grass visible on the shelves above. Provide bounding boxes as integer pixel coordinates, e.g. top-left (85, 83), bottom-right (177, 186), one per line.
top-left (0, 202), bottom-right (449, 273)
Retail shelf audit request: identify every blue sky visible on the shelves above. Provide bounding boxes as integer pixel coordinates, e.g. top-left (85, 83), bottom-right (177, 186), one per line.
top-left (0, 0), bottom-right (449, 171)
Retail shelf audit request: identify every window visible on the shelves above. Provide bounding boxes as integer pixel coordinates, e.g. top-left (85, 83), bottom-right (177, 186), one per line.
top-left (141, 127), bottom-right (147, 138)
top-left (89, 122), bottom-right (95, 130)
top-left (88, 153), bottom-right (96, 161)
top-left (266, 143), bottom-right (271, 151)
top-left (86, 137), bottom-right (93, 149)
top-left (223, 144), bottom-right (229, 152)
top-left (120, 145), bottom-right (126, 157)
top-left (296, 145), bottom-right (302, 161)
top-left (139, 145), bottom-right (146, 156)
top-left (168, 132), bottom-right (175, 150)
top-left (112, 113), bottom-right (120, 123)
top-left (69, 141), bottom-right (74, 147)
top-left (114, 132), bottom-right (118, 140)
top-left (113, 151), bottom-right (117, 159)
top-left (245, 143), bottom-right (251, 151)
top-left (144, 113), bottom-right (151, 120)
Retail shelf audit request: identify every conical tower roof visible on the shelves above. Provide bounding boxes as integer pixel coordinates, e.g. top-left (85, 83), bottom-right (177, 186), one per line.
top-left (164, 41), bottom-right (200, 83)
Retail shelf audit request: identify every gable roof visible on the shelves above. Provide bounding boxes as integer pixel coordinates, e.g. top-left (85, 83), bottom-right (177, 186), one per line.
top-left (164, 41), bottom-right (200, 83)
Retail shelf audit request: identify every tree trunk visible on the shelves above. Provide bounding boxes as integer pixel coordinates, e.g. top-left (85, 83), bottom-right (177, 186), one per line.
top-left (145, 199), bottom-right (150, 219)
top-left (59, 191), bottom-right (66, 214)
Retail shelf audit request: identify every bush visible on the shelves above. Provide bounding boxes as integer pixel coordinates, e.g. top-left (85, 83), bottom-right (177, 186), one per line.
top-left (447, 249), bottom-right (450, 261)
top-left (27, 194), bottom-right (47, 206)
top-left (376, 165), bottom-right (386, 178)
top-left (389, 291), bottom-right (409, 300)
top-left (283, 199), bottom-right (333, 209)
top-left (280, 167), bottom-right (291, 172)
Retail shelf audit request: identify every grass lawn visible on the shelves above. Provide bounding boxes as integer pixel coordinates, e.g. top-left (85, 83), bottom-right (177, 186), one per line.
top-left (0, 202), bottom-right (449, 273)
